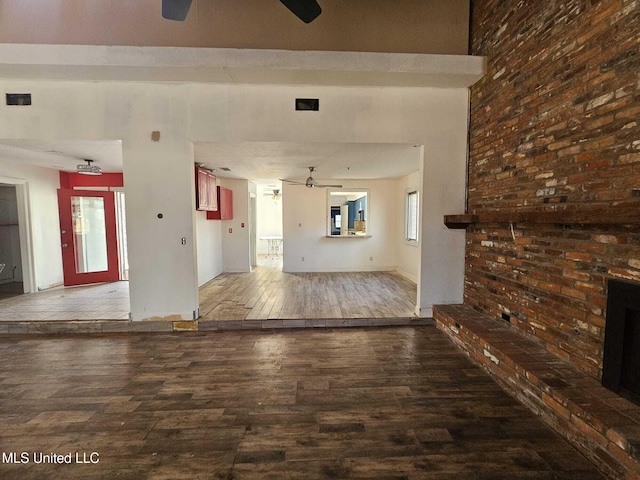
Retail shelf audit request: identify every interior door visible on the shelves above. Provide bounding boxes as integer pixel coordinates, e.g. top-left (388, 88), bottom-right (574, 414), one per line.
top-left (57, 189), bottom-right (119, 286)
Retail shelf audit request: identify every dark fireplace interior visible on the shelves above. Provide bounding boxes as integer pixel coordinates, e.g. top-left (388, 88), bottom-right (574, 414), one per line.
top-left (603, 279), bottom-right (640, 405)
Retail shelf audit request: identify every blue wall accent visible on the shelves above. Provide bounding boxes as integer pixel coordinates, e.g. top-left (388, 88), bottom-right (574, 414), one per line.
top-left (348, 201), bottom-right (356, 229)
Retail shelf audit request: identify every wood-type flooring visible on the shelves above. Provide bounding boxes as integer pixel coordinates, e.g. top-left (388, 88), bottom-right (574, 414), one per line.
top-left (0, 282), bottom-right (130, 321)
top-left (0, 327), bottom-right (604, 479)
top-left (0, 262), bottom-right (416, 323)
top-left (199, 266), bottom-right (417, 321)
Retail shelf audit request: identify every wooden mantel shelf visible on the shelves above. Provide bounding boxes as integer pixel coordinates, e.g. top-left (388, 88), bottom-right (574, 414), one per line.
top-left (444, 200), bottom-right (640, 228)
top-left (444, 214), bottom-right (477, 229)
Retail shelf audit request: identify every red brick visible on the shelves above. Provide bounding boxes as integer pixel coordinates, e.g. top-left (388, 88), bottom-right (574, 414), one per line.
top-left (570, 414), bottom-right (608, 447)
top-left (565, 252), bottom-right (593, 262)
top-left (606, 442), bottom-right (640, 477)
top-left (466, 0), bottom-right (638, 386)
top-left (542, 392), bottom-right (571, 420)
top-left (563, 269), bottom-right (591, 281)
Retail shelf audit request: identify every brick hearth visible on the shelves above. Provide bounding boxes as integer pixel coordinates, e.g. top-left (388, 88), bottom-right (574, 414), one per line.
top-left (434, 304), bottom-right (640, 479)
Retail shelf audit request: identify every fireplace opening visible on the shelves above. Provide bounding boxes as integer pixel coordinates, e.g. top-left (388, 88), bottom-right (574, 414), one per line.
top-left (602, 279), bottom-right (640, 405)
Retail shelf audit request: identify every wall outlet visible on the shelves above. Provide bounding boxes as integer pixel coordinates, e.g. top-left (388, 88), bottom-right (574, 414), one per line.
top-left (301, 256), bottom-right (305, 261)
top-left (369, 256), bottom-right (373, 261)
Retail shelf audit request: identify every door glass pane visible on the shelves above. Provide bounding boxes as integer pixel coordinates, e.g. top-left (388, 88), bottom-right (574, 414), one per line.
top-left (71, 196), bottom-right (108, 274)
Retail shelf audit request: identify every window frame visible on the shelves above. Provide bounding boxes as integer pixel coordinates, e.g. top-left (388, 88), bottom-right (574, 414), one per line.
top-left (405, 188), bottom-right (419, 245)
top-left (326, 188), bottom-right (370, 237)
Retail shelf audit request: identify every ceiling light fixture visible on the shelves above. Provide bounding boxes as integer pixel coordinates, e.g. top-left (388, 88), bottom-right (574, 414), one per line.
top-left (272, 189), bottom-right (281, 200)
top-left (77, 159), bottom-right (102, 176)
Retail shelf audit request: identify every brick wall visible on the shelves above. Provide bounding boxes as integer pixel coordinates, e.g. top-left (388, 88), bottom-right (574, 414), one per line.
top-left (466, 0), bottom-right (640, 378)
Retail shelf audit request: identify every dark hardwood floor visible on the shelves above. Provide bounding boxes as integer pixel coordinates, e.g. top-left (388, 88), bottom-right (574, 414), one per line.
top-left (0, 327), bottom-right (604, 479)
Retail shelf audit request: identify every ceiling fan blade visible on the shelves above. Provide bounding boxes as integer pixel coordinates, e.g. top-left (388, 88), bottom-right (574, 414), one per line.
top-left (313, 184), bottom-right (343, 188)
top-left (162, 0), bottom-right (193, 21)
top-left (279, 178), bottom-right (307, 186)
top-left (279, 0), bottom-right (322, 23)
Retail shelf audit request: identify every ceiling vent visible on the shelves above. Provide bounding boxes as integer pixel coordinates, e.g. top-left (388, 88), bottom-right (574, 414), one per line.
top-left (77, 159), bottom-right (102, 176)
top-left (295, 98), bottom-right (319, 111)
top-left (6, 93), bottom-right (31, 106)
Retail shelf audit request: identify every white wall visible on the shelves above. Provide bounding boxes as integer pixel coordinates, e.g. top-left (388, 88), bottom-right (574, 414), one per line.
top-left (0, 79), bottom-right (469, 319)
top-left (119, 85), bottom-right (198, 321)
top-left (282, 173), bottom-right (423, 280)
top-left (283, 179), bottom-right (399, 272)
top-left (417, 111), bottom-right (468, 317)
top-left (219, 178), bottom-right (251, 273)
top-left (395, 170), bottom-right (422, 283)
top-left (195, 209), bottom-right (223, 286)
top-left (0, 159), bottom-right (62, 291)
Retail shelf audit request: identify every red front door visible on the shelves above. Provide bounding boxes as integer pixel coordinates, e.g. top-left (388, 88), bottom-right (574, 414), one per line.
top-left (57, 189), bottom-right (120, 286)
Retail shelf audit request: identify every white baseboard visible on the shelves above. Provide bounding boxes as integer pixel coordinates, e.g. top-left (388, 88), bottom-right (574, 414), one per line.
top-left (282, 265), bottom-right (396, 273)
top-left (395, 267), bottom-right (417, 284)
top-left (223, 267), bottom-right (251, 273)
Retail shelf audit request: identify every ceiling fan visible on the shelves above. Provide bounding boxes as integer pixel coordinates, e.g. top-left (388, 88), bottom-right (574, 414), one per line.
top-left (280, 167), bottom-right (342, 189)
top-left (162, 0), bottom-right (322, 23)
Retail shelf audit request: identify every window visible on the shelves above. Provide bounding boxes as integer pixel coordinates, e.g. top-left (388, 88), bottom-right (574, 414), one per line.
top-left (406, 190), bottom-right (419, 243)
top-left (327, 189), bottom-right (369, 236)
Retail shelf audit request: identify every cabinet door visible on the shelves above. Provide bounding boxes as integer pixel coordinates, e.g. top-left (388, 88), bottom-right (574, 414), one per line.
top-left (196, 167), bottom-right (209, 211)
top-left (221, 187), bottom-right (233, 219)
top-left (206, 186), bottom-right (233, 220)
top-left (207, 172), bottom-right (218, 211)
top-left (195, 167), bottom-right (218, 211)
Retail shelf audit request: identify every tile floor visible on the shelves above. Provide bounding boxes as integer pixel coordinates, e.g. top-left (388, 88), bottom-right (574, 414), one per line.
top-left (0, 282), bottom-right (130, 321)
top-left (0, 326), bottom-right (605, 479)
top-left (0, 259), bottom-right (417, 324)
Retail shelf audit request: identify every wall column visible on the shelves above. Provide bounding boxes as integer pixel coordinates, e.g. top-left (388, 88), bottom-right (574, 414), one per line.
top-left (123, 141), bottom-right (199, 321)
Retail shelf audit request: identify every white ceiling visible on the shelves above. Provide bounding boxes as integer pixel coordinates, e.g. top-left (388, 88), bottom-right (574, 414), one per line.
top-left (0, 139), bottom-right (421, 183)
top-left (194, 141), bottom-right (422, 183)
top-left (0, 139), bottom-right (123, 172)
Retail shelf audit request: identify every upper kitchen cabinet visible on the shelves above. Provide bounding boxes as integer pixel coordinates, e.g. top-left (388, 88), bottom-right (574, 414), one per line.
top-left (195, 165), bottom-right (218, 212)
top-left (207, 186), bottom-right (233, 220)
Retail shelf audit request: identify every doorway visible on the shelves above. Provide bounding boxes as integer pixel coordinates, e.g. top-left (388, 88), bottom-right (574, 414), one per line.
top-left (249, 193), bottom-right (257, 269)
top-left (57, 189), bottom-right (120, 286)
top-left (0, 185), bottom-right (24, 300)
top-left (256, 182), bottom-right (283, 269)
top-left (115, 191), bottom-right (129, 280)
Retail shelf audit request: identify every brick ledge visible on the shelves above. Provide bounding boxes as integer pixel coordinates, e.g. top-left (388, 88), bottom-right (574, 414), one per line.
top-left (433, 304), bottom-right (640, 480)
top-left (0, 317), bottom-right (432, 335)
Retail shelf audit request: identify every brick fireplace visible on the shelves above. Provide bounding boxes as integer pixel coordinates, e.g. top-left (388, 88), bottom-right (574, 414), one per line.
top-left (443, 0), bottom-right (640, 478)
top-left (464, 0), bottom-right (640, 381)
top-left (603, 279), bottom-right (640, 403)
